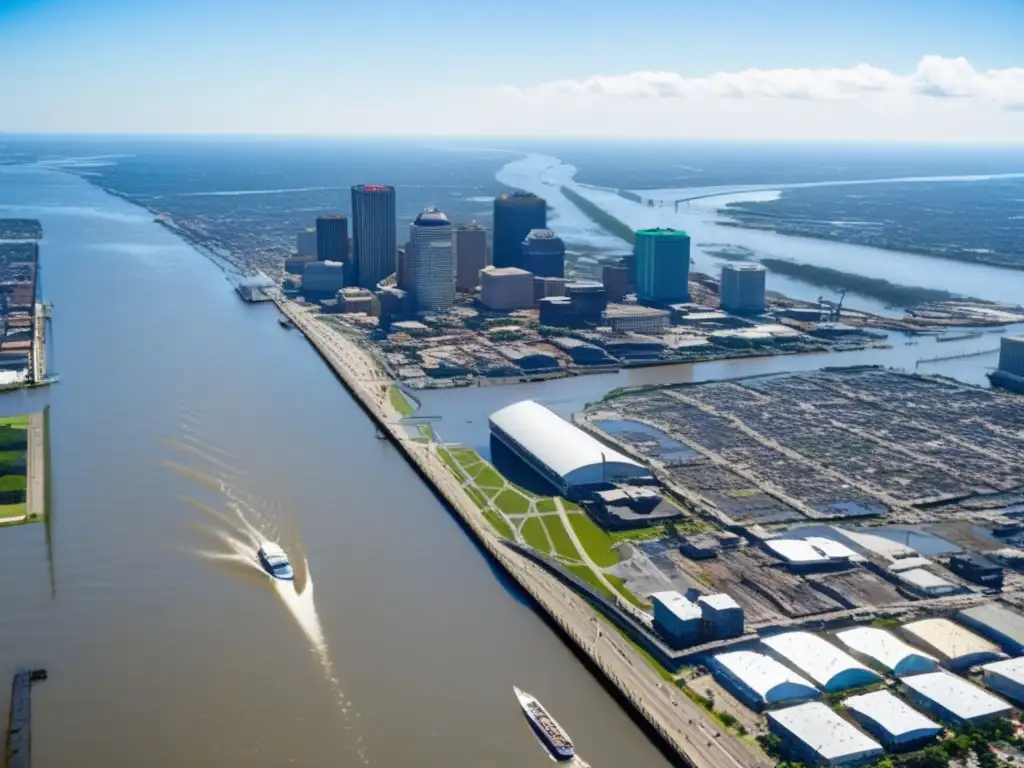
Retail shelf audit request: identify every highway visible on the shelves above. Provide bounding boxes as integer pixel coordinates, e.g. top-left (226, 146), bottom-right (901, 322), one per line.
top-left (277, 299), bottom-right (771, 768)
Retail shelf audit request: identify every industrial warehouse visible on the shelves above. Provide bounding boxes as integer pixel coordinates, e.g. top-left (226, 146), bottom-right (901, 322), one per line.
top-left (488, 399), bottom-right (651, 496)
top-left (901, 671), bottom-right (1013, 727)
top-left (955, 602), bottom-right (1024, 655)
top-left (833, 627), bottom-right (938, 677)
top-left (766, 702), bottom-right (884, 767)
top-left (899, 618), bottom-right (1007, 671)
top-left (761, 632), bottom-right (882, 692)
top-left (982, 657), bottom-right (1024, 706)
top-left (842, 690), bottom-right (943, 750)
top-left (710, 650), bottom-right (819, 710)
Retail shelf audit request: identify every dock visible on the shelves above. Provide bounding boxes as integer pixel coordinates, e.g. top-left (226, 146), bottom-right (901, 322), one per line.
top-left (274, 298), bottom-right (769, 768)
top-left (5, 669), bottom-right (47, 768)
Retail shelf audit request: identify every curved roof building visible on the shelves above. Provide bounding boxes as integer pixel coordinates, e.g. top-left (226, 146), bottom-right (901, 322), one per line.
top-left (843, 690), bottom-right (943, 749)
top-left (711, 650), bottom-right (819, 709)
top-left (488, 400), bottom-right (650, 494)
top-left (901, 618), bottom-right (1007, 671)
top-left (835, 626), bottom-right (939, 677)
top-left (762, 632), bottom-right (882, 692)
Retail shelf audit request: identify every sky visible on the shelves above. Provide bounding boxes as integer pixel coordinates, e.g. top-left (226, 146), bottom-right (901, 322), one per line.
top-left (1, 0), bottom-right (1023, 142)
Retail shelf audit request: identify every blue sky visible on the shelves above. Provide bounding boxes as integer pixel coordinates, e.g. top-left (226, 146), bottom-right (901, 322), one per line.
top-left (2, 0), bottom-right (1023, 140)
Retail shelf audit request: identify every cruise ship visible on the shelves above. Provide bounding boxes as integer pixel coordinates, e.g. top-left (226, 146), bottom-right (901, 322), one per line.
top-left (514, 686), bottom-right (574, 760)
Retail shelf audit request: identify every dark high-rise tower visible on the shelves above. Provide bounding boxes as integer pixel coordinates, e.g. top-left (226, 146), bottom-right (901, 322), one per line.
top-left (493, 192), bottom-right (546, 269)
top-left (351, 185), bottom-right (397, 288)
top-left (520, 228), bottom-right (565, 278)
top-left (316, 215), bottom-right (350, 267)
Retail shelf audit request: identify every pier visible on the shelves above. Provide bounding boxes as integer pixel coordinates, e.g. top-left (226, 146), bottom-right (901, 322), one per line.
top-left (274, 298), bottom-right (769, 768)
top-left (5, 669), bottom-right (47, 768)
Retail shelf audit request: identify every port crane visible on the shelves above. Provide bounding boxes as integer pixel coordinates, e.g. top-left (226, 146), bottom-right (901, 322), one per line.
top-left (817, 288), bottom-right (848, 323)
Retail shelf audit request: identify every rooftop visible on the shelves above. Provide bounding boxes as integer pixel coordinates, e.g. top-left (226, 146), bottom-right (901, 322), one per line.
top-left (955, 603), bottom-right (1024, 648)
top-left (635, 228), bottom-right (690, 238)
top-left (526, 228), bottom-right (559, 240)
top-left (768, 702), bottom-right (883, 763)
top-left (713, 650), bottom-right (819, 706)
top-left (762, 632), bottom-right (881, 691)
top-left (698, 593), bottom-right (741, 612)
top-left (651, 591), bottom-right (702, 622)
top-left (897, 569), bottom-right (957, 592)
top-left (354, 184), bottom-right (393, 192)
top-left (982, 656), bottom-right (1024, 684)
top-left (722, 262), bottom-right (766, 273)
top-left (481, 266), bottom-right (532, 278)
top-left (834, 626), bottom-right (938, 676)
top-left (413, 206), bottom-right (450, 227)
top-left (902, 671), bottom-right (1012, 721)
top-left (902, 618), bottom-right (1005, 665)
top-left (843, 690), bottom-right (942, 740)
top-left (497, 191), bottom-right (544, 204)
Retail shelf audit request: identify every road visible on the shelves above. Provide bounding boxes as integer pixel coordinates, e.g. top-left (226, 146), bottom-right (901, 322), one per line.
top-left (277, 299), bottom-right (771, 768)
top-left (26, 411), bottom-right (45, 522)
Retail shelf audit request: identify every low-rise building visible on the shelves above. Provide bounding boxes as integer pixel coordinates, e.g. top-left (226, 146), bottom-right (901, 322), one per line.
top-left (949, 553), bottom-right (1004, 589)
top-left (534, 276), bottom-right (566, 301)
top-left (901, 618), bottom-right (1006, 670)
top-left (602, 305), bottom-right (671, 334)
top-left (843, 690), bottom-right (943, 751)
top-left (902, 671), bottom-right (1013, 726)
top-left (337, 287), bottom-right (379, 315)
top-left (834, 626), bottom-right (938, 677)
top-left (650, 591), bottom-right (701, 646)
top-left (955, 603), bottom-right (1024, 655)
top-left (495, 343), bottom-right (560, 372)
top-left (711, 650), bottom-right (819, 710)
top-left (376, 286), bottom-right (411, 316)
top-left (981, 657), bottom-right (1024, 706)
top-left (767, 702), bottom-right (883, 767)
top-left (479, 266), bottom-right (535, 310)
top-left (896, 568), bottom-right (959, 596)
top-left (762, 632), bottom-right (882, 693)
top-left (549, 337), bottom-right (616, 365)
top-left (698, 593), bottom-right (744, 639)
top-left (602, 333), bottom-right (666, 359)
top-left (301, 260), bottom-right (346, 296)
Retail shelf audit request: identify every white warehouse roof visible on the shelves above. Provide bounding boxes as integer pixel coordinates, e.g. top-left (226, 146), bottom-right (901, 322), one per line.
top-left (955, 603), bottom-right (1024, 653)
top-left (843, 690), bottom-right (943, 744)
top-left (903, 671), bottom-right (1013, 723)
top-left (834, 626), bottom-right (939, 677)
top-left (699, 593), bottom-right (741, 612)
top-left (766, 537), bottom-right (861, 566)
top-left (768, 702), bottom-right (883, 766)
top-left (902, 618), bottom-right (1006, 670)
top-left (489, 400), bottom-right (649, 491)
top-left (762, 632), bottom-right (882, 692)
top-left (982, 656), bottom-right (1024, 684)
top-left (897, 568), bottom-right (957, 594)
top-left (713, 650), bottom-right (819, 707)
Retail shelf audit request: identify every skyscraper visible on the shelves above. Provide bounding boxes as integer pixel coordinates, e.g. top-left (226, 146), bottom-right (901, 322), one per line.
top-left (521, 229), bottom-right (565, 278)
top-left (407, 207), bottom-right (455, 313)
top-left (454, 221), bottom-right (488, 292)
top-left (634, 228), bottom-right (691, 304)
top-left (493, 192), bottom-right (546, 269)
top-left (351, 184), bottom-right (397, 288)
top-left (720, 262), bottom-right (766, 314)
top-left (316, 215), bottom-right (350, 266)
top-left (296, 227), bottom-right (318, 257)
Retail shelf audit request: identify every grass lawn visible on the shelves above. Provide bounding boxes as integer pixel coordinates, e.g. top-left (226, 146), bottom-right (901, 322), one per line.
top-left (494, 489), bottom-right (530, 516)
top-left (473, 466), bottom-right (504, 488)
top-left (417, 423), bottom-right (435, 439)
top-left (536, 499), bottom-right (557, 514)
top-left (566, 564), bottom-right (614, 599)
top-left (606, 573), bottom-right (648, 609)
top-left (437, 448), bottom-right (468, 481)
top-left (464, 486), bottom-right (488, 509)
top-left (521, 517), bottom-right (550, 553)
top-left (483, 509), bottom-right (514, 540)
top-left (0, 415), bottom-right (28, 429)
top-left (0, 502), bottom-right (27, 524)
top-left (543, 515), bottom-right (580, 560)
top-left (568, 513), bottom-right (620, 567)
top-left (388, 386), bottom-right (415, 416)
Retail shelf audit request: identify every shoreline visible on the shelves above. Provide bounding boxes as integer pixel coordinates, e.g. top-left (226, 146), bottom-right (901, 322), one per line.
top-left (275, 297), bottom-right (768, 768)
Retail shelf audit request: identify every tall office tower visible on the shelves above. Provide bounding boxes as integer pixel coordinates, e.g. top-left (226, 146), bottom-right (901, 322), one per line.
top-left (351, 184), bottom-right (397, 288)
top-left (520, 228), bottom-right (565, 278)
top-left (296, 228), bottom-right (318, 257)
top-left (634, 228), bottom-right (691, 304)
top-left (493, 192), bottom-right (546, 269)
top-left (720, 262), bottom-right (767, 314)
top-left (406, 207), bottom-right (455, 313)
top-left (316, 215), bottom-right (350, 267)
top-left (602, 265), bottom-right (630, 302)
top-left (454, 221), bottom-right (489, 292)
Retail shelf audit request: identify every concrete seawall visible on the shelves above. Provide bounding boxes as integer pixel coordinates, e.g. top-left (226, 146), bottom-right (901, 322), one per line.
top-left (274, 300), bottom-right (769, 768)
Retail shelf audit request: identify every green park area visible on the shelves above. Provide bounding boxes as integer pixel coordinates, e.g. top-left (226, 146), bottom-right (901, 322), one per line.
top-left (0, 414), bottom-right (34, 526)
top-left (388, 386), bottom-right (415, 417)
top-left (435, 443), bottom-right (649, 609)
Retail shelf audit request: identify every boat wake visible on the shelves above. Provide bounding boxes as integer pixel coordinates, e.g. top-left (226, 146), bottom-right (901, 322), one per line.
top-left (164, 426), bottom-right (369, 764)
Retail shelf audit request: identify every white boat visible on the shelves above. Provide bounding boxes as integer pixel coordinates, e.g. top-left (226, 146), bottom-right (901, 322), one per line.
top-left (257, 541), bottom-right (294, 581)
top-left (514, 686), bottom-right (574, 760)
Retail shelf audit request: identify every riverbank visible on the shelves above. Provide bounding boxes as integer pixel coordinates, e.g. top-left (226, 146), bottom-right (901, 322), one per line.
top-left (276, 297), bottom-right (769, 768)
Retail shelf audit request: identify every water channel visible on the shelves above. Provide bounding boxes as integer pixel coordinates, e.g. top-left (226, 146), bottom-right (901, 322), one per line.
top-left (0, 165), bottom-right (673, 767)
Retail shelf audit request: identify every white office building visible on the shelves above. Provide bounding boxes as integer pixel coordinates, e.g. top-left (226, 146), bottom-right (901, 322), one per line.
top-left (296, 227), bottom-right (318, 256)
top-left (406, 206), bottom-right (455, 314)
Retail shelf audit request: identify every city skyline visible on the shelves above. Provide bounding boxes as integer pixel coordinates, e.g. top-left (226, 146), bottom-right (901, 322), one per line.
top-left (1, 0), bottom-right (1022, 141)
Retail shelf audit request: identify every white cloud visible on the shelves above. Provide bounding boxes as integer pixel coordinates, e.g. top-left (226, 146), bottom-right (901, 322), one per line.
top-left (506, 56), bottom-right (1024, 111)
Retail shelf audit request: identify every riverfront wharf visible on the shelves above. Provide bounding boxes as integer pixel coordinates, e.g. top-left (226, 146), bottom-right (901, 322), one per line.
top-left (274, 298), bottom-right (769, 768)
